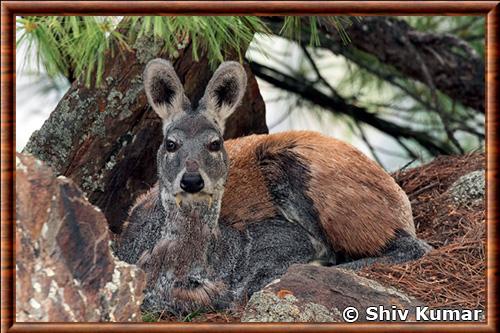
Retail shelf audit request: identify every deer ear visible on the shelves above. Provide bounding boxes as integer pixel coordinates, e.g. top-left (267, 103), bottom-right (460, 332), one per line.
top-left (201, 61), bottom-right (247, 133)
top-left (143, 58), bottom-right (188, 124)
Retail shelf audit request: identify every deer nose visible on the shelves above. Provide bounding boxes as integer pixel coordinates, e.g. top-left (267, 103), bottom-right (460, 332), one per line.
top-left (185, 159), bottom-right (199, 173)
top-left (180, 172), bottom-right (204, 193)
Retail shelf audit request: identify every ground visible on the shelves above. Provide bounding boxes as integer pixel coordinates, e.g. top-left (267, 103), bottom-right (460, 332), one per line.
top-left (360, 153), bottom-right (485, 311)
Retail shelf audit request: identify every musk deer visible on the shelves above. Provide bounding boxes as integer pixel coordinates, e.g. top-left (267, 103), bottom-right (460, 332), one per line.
top-left (114, 59), bottom-right (431, 314)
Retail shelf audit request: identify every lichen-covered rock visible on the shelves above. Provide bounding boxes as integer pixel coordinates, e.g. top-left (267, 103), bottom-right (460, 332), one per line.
top-left (16, 153), bottom-right (145, 322)
top-left (242, 264), bottom-right (421, 322)
top-left (448, 170), bottom-right (485, 206)
top-left (242, 290), bottom-right (339, 322)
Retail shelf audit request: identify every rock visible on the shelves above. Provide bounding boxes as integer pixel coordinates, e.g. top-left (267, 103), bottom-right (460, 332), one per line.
top-left (448, 170), bottom-right (485, 206)
top-left (242, 290), bottom-right (340, 322)
top-left (242, 264), bottom-right (421, 322)
top-left (16, 153), bottom-right (146, 322)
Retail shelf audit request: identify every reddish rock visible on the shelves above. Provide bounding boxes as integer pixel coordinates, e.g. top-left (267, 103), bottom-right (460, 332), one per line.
top-left (16, 153), bottom-right (145, 322)
top-left (242, 264), bottom-right (421, 322)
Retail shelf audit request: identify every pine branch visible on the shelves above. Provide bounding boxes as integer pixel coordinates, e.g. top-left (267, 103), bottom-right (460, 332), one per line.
top-left (332, 46), bottom-right (475, 153)
top-left (248, 59), bottom-right (457, 156)
top-left (263, 16), bottom-right (485, 113)
top-left (17, 16), bottom-right (267, 86)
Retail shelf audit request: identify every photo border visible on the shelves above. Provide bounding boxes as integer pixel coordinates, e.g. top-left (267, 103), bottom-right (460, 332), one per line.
top-left (1, 1), bottom-right (498, 332)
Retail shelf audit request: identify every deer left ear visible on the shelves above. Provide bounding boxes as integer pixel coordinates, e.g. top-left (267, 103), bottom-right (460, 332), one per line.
top-left (201, 61), bottom-right (247, 133)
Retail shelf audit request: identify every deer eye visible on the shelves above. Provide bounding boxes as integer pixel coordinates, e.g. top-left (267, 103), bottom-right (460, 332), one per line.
top-left (165, 140), bottom-right (179, 152)
top-left (208, 139), bottom-right (222, 152)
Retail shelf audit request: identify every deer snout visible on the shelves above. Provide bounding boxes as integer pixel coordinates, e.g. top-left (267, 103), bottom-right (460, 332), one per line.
top-left (180, 172), bottom-right (204, 193)
top-left (185, 159), bottom-right (199, 172)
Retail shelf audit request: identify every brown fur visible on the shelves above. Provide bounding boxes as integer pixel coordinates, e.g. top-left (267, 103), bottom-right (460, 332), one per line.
top-left (124, 131), bottom-right (414, 258)
top-left (220, 137), bottom-right (278, 230)
top-left (221, 131), bottom-right (415, 256)
top-left (294, 132), bottom-right (414, 255)
top-left (137, 238), bottom-right (178, 285)
top-left (171, 281), bottom-right (226, 308)
top-left (121, 185), bottom-right (160, 233)
top-left (118, 59), bottom-right (423, 312)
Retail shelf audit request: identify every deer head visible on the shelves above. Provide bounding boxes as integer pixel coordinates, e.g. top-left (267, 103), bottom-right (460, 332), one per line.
top-left (144, 59), bottom-right (247, 213)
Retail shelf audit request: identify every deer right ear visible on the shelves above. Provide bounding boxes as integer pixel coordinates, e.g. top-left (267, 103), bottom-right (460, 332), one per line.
top-left (201, 61), bottom-right (247, 133)
top-left (143, 58), bottom-right (188, 125)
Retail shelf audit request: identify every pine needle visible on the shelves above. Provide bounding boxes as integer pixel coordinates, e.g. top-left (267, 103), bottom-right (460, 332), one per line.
top-left (16, 16), bottom-right (350, 87)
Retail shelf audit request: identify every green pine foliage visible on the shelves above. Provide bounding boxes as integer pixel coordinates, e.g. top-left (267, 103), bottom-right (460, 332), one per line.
top-left (16, 16), bottom-right (348, 87)
top-left (17, 16), bottom-right (265, 86)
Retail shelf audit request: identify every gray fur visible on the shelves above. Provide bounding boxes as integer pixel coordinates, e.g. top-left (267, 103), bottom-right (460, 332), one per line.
top-left (199, 61), bottom-right (247, 133)
top-left (143, 59), bottom-right (191, 128)
top-left (337, 231), bottom-right (433, 270)
top-left (114, 59), bottom-right (431, 315)
top-left (157, 115), bottom-right (229, 203)
top-left (116, 195), bottom-right (316, 313)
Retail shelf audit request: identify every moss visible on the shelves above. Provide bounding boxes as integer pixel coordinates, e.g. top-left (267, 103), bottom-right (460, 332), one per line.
top-left (89, 88), bottom-right (122, 138)
top-left (130, 75), bottom-right (143, 85)
top-left (80, 154), bottom-right (116, 194)
top-left (107, 88), bottom-right (124, 105)
top-left (80, 137), bottom-right (123, 194)
top-left (142, 311), bottom-right (161, 322)
top-left (105, 155), bottom-right (117, 171)
top-left (81, 172), bottom-right (105, 194)
top-left (91, 80), bottom-right (143, 137)
top-left (300, 302), bottom-right (339, 322)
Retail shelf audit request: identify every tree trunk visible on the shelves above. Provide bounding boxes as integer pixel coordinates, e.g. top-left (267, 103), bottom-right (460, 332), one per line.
top-left (24, 35), bottom-right (267, 233)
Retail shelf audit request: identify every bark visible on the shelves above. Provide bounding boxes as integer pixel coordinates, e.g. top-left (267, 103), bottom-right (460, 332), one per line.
top-left (24, 35), bottom-right (267, 233)
top-left (265, 16), bottom-right (485, 112)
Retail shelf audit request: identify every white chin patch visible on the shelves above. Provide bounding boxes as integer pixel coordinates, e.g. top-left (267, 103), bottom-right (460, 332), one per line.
top-left (175, 192), bottom-right (213, 209)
